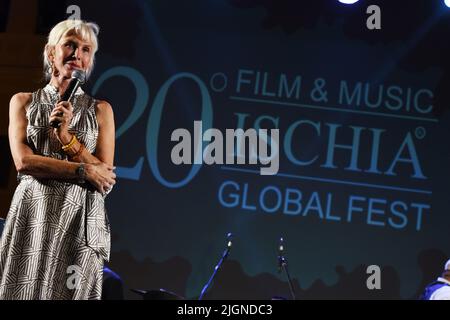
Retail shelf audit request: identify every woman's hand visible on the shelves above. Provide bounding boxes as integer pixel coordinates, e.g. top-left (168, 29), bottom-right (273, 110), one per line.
top-left (49, 101), bottom-right (73, 145)
top-left (84, 162), bottom-right (116, 194)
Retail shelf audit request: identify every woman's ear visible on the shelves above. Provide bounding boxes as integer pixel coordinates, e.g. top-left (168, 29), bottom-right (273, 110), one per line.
top-left (45, 44), bottom-right (54, 62)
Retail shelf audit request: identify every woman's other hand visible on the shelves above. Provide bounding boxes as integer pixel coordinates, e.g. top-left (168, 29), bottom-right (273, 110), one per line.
top-left (84, 162), bottom-right (116, 194)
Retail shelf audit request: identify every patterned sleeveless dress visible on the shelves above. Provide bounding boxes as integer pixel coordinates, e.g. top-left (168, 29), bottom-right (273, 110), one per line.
top-left (0, 84), bottom-right (111, 300)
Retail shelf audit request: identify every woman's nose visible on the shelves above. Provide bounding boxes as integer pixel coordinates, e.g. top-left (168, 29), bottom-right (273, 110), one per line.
top-left (72, 47), bottom-right (82, 60)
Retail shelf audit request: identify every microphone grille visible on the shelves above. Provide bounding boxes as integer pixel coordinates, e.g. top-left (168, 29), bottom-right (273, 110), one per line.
top-left (72, 69), bottom-right (86, 84)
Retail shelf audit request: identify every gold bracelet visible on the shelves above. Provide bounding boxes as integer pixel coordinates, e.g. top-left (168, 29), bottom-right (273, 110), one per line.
top-left (62, 135), bottom-right (77, 151)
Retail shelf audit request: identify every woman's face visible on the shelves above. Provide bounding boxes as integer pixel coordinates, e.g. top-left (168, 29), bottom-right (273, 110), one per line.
top-left (50, 32), bottom-right (94, 79)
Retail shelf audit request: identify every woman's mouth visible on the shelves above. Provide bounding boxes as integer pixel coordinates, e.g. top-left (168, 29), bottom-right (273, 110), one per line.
top-left (66, 63), bottom-right (81, 70)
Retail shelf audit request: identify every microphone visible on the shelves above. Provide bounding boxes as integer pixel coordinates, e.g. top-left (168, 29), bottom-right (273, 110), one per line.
top-left (50, 69), bottom-right (85, 128)
top-left (198, 232), bottom-right (233, 300)
top-left (276, 236), bottom-right (297, 300)
top-left (278, 237), bottom-right (285, 273)
top-left (225, 232), bottom-right (233, 255)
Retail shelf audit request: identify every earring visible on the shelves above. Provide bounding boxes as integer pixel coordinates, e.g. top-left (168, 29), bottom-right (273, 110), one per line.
top-left (47, 61), bottom-right (54, 75)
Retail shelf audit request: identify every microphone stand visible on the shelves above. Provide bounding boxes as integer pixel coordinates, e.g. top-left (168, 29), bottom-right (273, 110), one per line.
top-left (199, 233), bottom-right (232, 300)
top-left (278, 237), bottom-right (296, 300)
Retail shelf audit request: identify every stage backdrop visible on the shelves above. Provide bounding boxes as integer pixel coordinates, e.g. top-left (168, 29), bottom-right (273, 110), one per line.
top-left (30, 0), bottom-right (450, 299)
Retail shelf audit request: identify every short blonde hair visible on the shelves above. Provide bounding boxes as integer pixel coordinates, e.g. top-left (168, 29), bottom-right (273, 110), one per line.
top-left (43, 19), bottom-right (100, 81)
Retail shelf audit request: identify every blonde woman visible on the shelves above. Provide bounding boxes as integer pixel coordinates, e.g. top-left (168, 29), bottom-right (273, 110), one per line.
top-left (0, 19), bottom-right (116, 299)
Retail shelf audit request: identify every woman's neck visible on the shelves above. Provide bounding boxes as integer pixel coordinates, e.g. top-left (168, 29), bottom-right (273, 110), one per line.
top-left (49, 75), bottom-right (72, 96)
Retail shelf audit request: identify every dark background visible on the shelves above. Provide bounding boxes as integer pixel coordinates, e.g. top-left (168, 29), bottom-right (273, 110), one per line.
top-left (1, 0), bottom-right (449, 299)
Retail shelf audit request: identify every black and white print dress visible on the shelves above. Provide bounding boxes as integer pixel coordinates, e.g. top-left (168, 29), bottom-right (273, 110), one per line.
top-left (0, 84), bottom-right (111, 300)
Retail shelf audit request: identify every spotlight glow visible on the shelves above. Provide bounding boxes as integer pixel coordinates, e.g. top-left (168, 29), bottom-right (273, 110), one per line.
top-left (339, 0), bottom-right (359, 4)
top-left (445, 0), bottom-right (450, 8)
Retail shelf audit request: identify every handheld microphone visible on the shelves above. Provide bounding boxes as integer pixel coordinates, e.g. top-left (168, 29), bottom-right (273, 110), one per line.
top-left (50, 69), bottom-right (85, 128)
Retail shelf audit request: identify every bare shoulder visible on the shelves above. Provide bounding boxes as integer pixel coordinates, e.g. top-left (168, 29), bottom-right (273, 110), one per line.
top-left (95, 100), bottom-right (113, 115)
top-left (96, 100), bottom-right (112, 112)
top-left (95, 100), bottom-right (114, 125)
top-left (10, 92), bottom-right (32, 112)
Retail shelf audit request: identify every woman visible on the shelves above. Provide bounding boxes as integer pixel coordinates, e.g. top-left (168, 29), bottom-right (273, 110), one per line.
top-left (0, 19), bottom-right (116, 299)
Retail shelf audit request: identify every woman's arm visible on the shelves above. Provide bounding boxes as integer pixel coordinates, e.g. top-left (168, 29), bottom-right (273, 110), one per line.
top-left (9, 93), bottom-right (116, 192)
top-left (93, 100), bottom-right (115, 166)
top-left (9, 92), bottom-right (79, 179)
top-left (51, 100), bottom-right (115, 166)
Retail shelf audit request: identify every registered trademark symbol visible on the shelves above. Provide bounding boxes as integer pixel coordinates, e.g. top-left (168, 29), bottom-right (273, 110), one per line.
top-left (210, 72), bottom-right (228, 92)
top-left (415, 127), bottom-right (426, 140)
